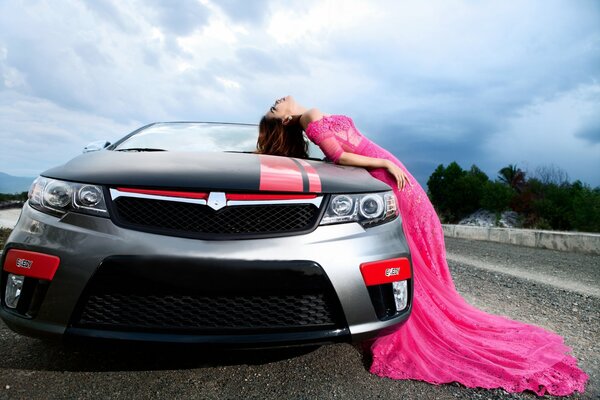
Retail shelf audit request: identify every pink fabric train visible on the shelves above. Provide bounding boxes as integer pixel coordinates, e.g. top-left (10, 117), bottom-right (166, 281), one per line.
top-left (305, 114), bottom-right (588, 396)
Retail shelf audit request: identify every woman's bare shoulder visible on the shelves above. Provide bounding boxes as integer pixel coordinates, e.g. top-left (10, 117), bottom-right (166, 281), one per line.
top-left (303, 108), bottom-right (324, 121)
top-left (300, 108), bottom-right (325, 129)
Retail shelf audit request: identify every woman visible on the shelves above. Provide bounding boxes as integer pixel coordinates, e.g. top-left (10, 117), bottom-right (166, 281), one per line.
top-left (257, 96), bottom-right (588, 396)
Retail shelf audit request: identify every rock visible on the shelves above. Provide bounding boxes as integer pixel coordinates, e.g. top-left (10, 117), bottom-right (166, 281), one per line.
top-left (458, 209), bottom-right (522, 228)
top-left (458, 209), bottom-right (496, 227)
top-left (498, 211), bottom-right (520, 228)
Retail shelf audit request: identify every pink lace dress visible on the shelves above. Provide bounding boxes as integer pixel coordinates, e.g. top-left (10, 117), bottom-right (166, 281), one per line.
top-left (305, 115), bottom-right (588, 396)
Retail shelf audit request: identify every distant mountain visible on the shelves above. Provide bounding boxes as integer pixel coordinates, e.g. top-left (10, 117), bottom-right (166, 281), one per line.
top-left (0, 172), bottom-right (35, 194)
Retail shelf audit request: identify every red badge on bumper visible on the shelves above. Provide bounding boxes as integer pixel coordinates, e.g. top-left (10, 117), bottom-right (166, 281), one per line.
top-left (3, 249), bottom-right (60, 281)
top-left (360, 257), bottom-right (411, 286)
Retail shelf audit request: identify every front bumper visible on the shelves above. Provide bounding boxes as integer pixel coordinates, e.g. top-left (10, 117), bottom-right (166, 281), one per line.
top-left (1, 203), bottom-right (412, 346)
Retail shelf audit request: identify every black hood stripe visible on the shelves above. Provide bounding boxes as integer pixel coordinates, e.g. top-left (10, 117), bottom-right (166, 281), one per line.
top-left (298, 159), bottom-right (322, 193)
top-left (290, 158), bottom-right (310, 192)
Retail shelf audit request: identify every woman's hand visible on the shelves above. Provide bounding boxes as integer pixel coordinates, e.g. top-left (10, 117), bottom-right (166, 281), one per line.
top-left (385, 161), bottom-right (410, 190)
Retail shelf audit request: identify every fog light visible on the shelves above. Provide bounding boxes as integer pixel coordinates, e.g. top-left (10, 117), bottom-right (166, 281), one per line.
top-left (5, 274), bottom-right (24, 309)
top-left (392, 280), bottom-right (408, 311)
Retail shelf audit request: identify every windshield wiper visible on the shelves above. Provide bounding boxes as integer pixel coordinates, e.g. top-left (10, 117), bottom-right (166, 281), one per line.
top-left (116, 148), bottom-right (167, 152)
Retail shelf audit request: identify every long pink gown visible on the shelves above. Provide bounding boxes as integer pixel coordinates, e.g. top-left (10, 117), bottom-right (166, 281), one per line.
top-left (305, 115), bottom-right (588, 396)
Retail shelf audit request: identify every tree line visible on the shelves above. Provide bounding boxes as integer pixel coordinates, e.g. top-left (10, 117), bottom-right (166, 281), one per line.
top-left (0, 192), bottom-right (27, 202)
top-left (426, 162), bottom-right (600, 232)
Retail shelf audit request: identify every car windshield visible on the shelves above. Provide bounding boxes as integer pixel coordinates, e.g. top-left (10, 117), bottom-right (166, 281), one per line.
top-left (112, 122), bottom-right (325, 158)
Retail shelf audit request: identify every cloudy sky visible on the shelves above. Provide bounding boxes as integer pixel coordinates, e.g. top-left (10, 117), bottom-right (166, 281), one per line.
top-left (1, 0), bottom-right (599, 187)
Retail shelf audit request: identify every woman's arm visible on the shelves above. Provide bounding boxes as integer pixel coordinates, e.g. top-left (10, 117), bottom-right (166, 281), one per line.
top-left (301, 108), bottom-right (409, 190)
top-left (337, 152), bottom-right (409, 190)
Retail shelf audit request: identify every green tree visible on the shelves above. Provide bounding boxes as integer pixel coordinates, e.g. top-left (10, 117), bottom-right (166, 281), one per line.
top-left (427, 162), bottom-right (466, 222)
top-left (569, 182), bottom-right (600, 232)
top-left (455, 165), bottom-right (489, 216)
top-left (498, 164), bottom-right (526, 192)
top-left (481, 181), bottom-right (514, 212)
top-left (427, 162), bottom-right (489, 222)
top-left (531, 184), bottom-right (571, 230)
top-left (427, 164), bottom-right (449, 215)
top-left (517, 177), bottom-right (600, 232)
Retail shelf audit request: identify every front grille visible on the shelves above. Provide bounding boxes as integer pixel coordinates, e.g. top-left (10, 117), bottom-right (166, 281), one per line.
top-left (111, 197), bottom-right (321, 238)
top-left (78, 293), bottom-right (336, 331)
top-left (70, 256), bottom-right (348, 334)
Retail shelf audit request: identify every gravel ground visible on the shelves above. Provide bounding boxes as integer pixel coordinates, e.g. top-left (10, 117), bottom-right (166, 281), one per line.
top-left (445, 238), bottom-right (599, 399)
top-left (445, 237), bottom-right (600, 297)
top-left (0, 238), bottom-right (597, 399)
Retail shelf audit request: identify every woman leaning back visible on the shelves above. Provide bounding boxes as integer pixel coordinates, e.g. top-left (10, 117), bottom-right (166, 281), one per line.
top-left (255, 95), bottom-right (588, 396)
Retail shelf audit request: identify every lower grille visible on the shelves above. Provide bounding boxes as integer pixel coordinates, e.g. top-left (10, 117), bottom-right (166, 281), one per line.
top-left (71, 256), bottom-right (347, 334)
top-left (79, 293), bottom-right (336, 331)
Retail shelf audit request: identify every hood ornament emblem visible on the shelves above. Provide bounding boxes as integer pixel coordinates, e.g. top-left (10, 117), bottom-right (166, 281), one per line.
top-left (207, 192), bottom-right (227, 210)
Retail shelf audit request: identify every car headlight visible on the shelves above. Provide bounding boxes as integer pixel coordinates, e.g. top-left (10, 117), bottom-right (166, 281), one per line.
top-left (28, 177), bottom-right (109, 217)
top-left (321, 191), bottom-right (398, 227)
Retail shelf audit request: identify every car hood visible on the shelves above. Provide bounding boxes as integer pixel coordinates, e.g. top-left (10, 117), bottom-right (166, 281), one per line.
top-left (41, 151), bottom-right (391, 194)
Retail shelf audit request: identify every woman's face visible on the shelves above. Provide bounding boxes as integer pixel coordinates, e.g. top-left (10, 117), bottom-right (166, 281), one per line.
top-left (266, 95), bottom-right (295, 121)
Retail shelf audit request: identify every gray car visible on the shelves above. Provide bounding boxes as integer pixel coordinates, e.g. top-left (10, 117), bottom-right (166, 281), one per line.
top-left (1, 122), bottom-right (412, 347)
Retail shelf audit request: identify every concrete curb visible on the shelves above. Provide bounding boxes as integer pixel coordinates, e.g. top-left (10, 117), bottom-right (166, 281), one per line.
top-left (442, 224), bottom-right (600, 255)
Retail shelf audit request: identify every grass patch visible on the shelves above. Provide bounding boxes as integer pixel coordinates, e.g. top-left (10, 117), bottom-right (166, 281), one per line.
top-left (0, 228), bottom-right (12, 251)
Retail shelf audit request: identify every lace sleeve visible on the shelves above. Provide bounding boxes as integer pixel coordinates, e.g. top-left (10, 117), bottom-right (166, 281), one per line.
top-left (317, 136), bottom-right (345, 163)
top-left (305, 121), bottom-right (345, 163)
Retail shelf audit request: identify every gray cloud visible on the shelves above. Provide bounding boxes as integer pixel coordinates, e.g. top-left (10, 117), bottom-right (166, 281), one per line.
top-left (201, 47), bottom-right (311, 83)
top-left (214, 0), bottom-right (271, 25)
top-left (83, 0), bottom-right (134, 32)
top-left (576, 117), bottom-right (600, 145)
top-left (74, 43), bottom-right (113, 67)
top-left (146, 0), bottom-right (210, 36)
top-left (236, 47), bottom-right (304, 75)
top-left (364, 119), bottom-right (495, 185)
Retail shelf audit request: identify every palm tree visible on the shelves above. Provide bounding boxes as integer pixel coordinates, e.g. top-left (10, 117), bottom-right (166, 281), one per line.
top-left (498, 164), bottom-right (526, 192)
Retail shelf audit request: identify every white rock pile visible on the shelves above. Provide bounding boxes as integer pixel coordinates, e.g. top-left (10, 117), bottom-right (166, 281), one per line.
top-left (458, 209), bottom-right (521, 228)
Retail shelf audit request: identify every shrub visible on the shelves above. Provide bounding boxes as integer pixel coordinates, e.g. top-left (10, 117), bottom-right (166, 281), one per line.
top-left (570, 182), bottom-right (600, 232)
top-left (481, 181), bottom-right (514, 212)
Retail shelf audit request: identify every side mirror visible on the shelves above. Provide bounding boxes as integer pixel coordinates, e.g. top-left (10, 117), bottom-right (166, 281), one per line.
top-left (83, 140), bottom-right (111, 153)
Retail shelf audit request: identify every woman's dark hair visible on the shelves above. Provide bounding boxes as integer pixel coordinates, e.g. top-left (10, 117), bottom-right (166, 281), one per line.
top-left (256, 116), bottom-right (308, 158)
